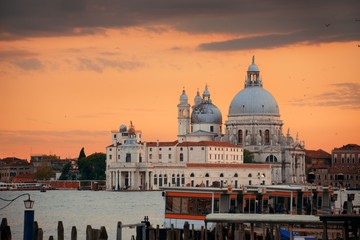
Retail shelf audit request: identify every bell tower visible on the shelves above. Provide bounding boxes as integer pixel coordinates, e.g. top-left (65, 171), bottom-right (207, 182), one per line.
top-left (177, 89), bottom-right (190, 142)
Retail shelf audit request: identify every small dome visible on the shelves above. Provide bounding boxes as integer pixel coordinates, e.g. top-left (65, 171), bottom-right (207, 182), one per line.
top-left (248, 63), bottom-right (259, 72)
top-left (248, 56), bottom-right (259, 72)
top-left (119, 125), bottom-right (127, 132)
top-left (128, 127), bottom-right (135, 135)
top-left (180, 90), bottom-right (188, 102)
top-left (191, 102), bottom-right (222, 124)
top-left (194, 89), bottom-right (202, 106)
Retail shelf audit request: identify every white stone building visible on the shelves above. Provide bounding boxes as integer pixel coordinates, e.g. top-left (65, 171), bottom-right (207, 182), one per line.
top-left (106, 57), bottom-right (305, 190)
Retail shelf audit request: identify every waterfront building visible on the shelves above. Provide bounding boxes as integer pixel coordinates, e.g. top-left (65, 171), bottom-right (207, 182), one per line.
top-left (30, 155), bottom-right (71, 180)
top-left (106, 57), bottom-right (305, 190)
top-left (305, 149), bottom-right (332, 186)
top-left (329, 144), bottom-right (360, 188)
top-left (0, 157), bottom-right (33, 183)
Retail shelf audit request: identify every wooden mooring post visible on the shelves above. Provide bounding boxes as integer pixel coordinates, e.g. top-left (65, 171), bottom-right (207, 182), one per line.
top-left (58, 221), bottom-right (64, 240)
top-left (0, 218), bottom-right (12, 240)
top-left (71, 226), bottom-right (77, 240)
top-left (116, 220), bottom-right (147, 240)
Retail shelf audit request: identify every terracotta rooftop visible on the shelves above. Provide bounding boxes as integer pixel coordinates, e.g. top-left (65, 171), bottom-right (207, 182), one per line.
top-left (305, 149), bottom-right (331, 159)
top-left (178, 141), bottom-right (241, 148)
top-left (187, 163), bottom-right (271, 169)
top-left (146, 141), bottom-right (178, 147)
top-left (333, 144), bottom-right (360, 151)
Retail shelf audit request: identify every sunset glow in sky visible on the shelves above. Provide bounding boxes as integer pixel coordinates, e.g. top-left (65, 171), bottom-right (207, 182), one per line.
top-left (1, 0), bottom-right (359, 160)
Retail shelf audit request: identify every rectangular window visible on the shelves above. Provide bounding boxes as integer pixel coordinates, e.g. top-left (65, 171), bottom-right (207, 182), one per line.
top-left (168, 154), bottom-right (172, 159)
top-left (150, 148), bottom-right (152, 151)
top-left (126, 153), bottom-right (131, 162)
top-left (149, 154), bottom-right (152, 159)
top-left (109, 155), bottom-right (112, 160)
top-left (154, 176), bottom-right (158, 185)
top-left (166, 197), bottom-right (181, 214)
top-left (159, 154), bottom-right (162, 159)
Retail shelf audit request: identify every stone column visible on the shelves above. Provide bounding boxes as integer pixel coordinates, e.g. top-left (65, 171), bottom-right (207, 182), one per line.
top-left (117, 170), bottom-right (120, 190)
top-left (145, 171), bottom-right (149, 190)
top-left (128, 171), bottom-right (131, 189)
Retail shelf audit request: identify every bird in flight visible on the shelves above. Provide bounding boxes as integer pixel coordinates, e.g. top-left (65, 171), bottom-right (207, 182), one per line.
top-left (324, 23), bottom-right (331, 27)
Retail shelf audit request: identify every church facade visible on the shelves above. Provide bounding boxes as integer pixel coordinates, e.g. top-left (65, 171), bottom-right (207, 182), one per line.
top-left (105, 57), bottom-right (305, 190)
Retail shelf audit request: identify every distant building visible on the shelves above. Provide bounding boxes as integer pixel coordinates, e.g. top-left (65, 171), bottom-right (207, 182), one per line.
top-left (106, 57), bottom-right (305, 190)
top-left (0, 157), bottom-right (33, 183)
top-left (329, 144), bottom-right (360, 188)
top-left (305, 149), bottom-right (332, 186)
top-left (30, 155), bottom-right (70, 180)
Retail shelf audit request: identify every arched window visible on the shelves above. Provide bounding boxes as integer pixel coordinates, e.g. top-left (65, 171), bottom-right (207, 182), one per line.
top-left (164, 174), bottom-right (168, 185)
top-left (159, 174), bottom-right (163, 187)
top-left (180, 153), bottom-right (184, 161)
top-left (248, 173), bottom-right (252, 178)
top-left (181, 174), bottom-right (185, 185)
top-left (234, 173), bottom-right (238, 177)
top-left (172, 174), bottom-right (176, 184)
top-left (265, 130), bottom-right (270, 144)
top-left (238, 130), bottom-right (243, 144)
top-left (220, 173), bottom-right (224, 178)
top-left (154, 174), bottom-right (158, 185)
top-left (177, 174), bottom-right (180, 186)
top-left (205, 173), bottom-right (210, 177)
top-left (266, 155), bottom-right (277, 163)
top-left (190, 173), bottom-right (195, 177)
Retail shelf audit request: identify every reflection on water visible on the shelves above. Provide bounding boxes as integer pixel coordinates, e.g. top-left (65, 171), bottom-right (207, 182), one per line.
top-left (1, 190), bottom-right (164, 239)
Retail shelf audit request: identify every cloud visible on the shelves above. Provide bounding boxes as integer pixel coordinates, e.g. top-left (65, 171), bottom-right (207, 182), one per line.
top-left (77, 57), bottom-right (144, 73)
top-left (13, 58), bottom-right (44, 70)
top-left (0, 49), bottom-right (45, 70)
top-left (290, 82), bottom-right (360, 109)
top-left (0, 129), bottom-right (108, 145)
top-left (97, 58), bottom-right (144, 71)
top-left (78, 57), bottom-right (102, 73)
top-left (0, 0), bottom-right (359, 50)
top-left (0, 49), bottom-right (37, 60)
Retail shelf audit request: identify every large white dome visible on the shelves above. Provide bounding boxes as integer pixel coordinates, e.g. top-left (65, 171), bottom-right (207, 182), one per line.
top-left (228, 86), bottom-right (280, 116)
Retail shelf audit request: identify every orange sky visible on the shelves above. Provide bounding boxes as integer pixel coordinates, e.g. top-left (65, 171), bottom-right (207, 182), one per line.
top-left (0, 1), bottom-right (359, 160)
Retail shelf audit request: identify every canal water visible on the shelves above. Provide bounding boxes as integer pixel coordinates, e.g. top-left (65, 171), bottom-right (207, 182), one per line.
top-left (0, 190), bottom-right (164, 240)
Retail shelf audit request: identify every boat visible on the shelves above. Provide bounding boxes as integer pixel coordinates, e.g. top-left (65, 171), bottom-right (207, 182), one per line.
top-left (0, 182), bottom-right (54, 191)
top-left (162, 186), bottom-right (237, 230)
top-left (162, 184), bottom-right (334, 228)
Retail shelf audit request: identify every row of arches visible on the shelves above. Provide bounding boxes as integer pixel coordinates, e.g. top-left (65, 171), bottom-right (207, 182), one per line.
top-left (238, 129), bottom-right (271, 145)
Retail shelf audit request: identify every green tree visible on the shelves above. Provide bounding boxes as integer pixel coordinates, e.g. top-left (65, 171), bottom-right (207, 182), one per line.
top-left (243, 149), bottom-right (254, 163)
top-left (34, 166), bottom-right (53, 180)
top-left (78, 153), bottom-right (106, 180)
top-left (78, 147), bottom-right (86, 160)
top-left (59, 162), bottom-right (70, 180)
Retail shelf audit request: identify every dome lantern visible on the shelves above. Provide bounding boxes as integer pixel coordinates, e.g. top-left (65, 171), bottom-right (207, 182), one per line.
top-left (245, 56), bottom-right (262, 87)
top-left (229, 57), bottom-right (279, 116)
